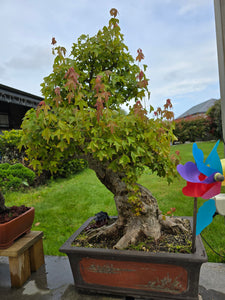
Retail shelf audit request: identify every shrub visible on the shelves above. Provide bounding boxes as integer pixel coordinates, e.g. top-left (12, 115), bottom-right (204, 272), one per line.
top-left (0, 163), bottom-right (35, 192)
top-left (0, 129), bottom-right (87, 183)
top-left (0, 130), bottom-right (25, 164)
top-left (174, 116), bottom-right (213, 143)
top-left (53, 159), bottom-right (88, 178)
top-left (207, 100), bottom-right (222, 139)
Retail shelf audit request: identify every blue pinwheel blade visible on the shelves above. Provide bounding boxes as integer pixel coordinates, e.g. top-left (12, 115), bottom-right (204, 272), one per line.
top-left (193, 143), bottom-right (219, 177)
top-left (196, 199), bottom-right (216, 235)
top-left (205, 140), bottom-right (222, 174)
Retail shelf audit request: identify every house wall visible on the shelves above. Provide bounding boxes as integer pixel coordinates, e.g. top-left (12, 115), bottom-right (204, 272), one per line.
top-left (0, 84), bottom-right (43, 132)
top-left (0, 101), bottom-right (30, 130)
top-left (176, 113), bottom-right (206, 122)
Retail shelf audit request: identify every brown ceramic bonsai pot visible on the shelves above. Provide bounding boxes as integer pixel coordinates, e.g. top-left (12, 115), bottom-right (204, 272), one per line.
top-left (60, 216), bottom-right (207, 300)
top-left (0, 207), bottom-right (35, 249)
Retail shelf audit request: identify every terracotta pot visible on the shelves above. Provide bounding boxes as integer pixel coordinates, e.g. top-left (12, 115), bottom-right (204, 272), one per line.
top-left (60, 216), bottom-right (207, 300)
top-left (0, 207), bottom-right (35, 249)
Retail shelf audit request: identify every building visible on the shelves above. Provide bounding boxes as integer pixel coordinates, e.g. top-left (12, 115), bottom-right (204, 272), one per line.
top-left (0, 84), bottom-right (43, 131)
top-left (176, 98), bottom-right (218, 121)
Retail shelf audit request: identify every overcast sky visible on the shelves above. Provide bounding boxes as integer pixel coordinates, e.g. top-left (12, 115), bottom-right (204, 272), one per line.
top-left (0, 0), bottom-right (221, 118)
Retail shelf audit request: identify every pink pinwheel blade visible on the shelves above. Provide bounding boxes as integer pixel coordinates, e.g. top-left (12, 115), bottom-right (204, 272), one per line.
top-left (201, 181), bottom-right (221, 199)
top-left (182, 181), bottom-right (221, 199)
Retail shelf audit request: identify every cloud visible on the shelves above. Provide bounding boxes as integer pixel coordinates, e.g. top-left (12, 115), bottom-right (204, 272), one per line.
top-left (0, 65), bottom-right (7, 79)
top-left (5, 45), bottom-right (52, 71)
top-left (177, 0), bottom-right (210, 15)
top-left (0, 0), bottom-right (219, 118)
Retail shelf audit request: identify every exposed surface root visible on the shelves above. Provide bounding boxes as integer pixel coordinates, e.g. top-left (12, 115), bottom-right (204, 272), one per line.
top-left (159, 215), bottom-right (189, 235)
top-left (73, 216), bottom-right (192, 254)
top-left (85, 220), bottom-right (119, 241)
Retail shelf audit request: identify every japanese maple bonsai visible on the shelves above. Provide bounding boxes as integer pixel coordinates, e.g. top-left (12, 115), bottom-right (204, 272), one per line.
top-left (19, 9), bottom-right (208, 299)
top-left (20, 9), bottom-right (186, 248)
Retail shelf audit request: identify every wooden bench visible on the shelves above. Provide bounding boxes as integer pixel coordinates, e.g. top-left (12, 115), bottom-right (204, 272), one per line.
top-left (0, 231), bottom-right (44, 288)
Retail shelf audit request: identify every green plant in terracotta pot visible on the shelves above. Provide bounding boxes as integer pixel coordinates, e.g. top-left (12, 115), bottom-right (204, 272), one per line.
top-left (0, 163), bottom-right (35, 249)
top-left (20, 9), bottom-right (208, 299)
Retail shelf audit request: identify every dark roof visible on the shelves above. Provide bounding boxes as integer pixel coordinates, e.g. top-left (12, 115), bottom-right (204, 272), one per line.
top-left (177, 98), bottom-right (218, 119)
top-left (0, 83), bottom-right (43, 108)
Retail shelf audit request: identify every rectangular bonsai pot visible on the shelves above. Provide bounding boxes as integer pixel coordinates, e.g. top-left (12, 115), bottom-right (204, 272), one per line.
top-left (60, 216), bottom-right (207, 300)
top-left (0, 207), bottom-right (35, 249)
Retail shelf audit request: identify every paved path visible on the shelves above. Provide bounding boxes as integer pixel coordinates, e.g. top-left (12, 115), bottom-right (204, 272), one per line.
top-left (0, 256), bottom-right (225, 299)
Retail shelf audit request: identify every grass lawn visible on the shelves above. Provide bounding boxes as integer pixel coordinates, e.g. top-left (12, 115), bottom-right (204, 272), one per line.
top-left (4, 141), bottom-right (225, 262)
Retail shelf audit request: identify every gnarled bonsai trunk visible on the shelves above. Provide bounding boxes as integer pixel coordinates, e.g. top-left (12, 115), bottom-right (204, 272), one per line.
top-left (86, 158), bottom-right (187, 250)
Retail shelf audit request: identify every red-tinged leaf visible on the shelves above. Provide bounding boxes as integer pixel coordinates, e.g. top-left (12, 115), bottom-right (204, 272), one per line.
top-left (67, 92), bottom-right (74, 104)
top-left (64, 79), bottom-right (78, 91)
top-left (51, 37), bottom-right (57, 45)
top-left (95, 97), bottom-right (104, 122)
top-left (64, 67), bottom-right (79, 90)
top-left (164, 98), bottom-right (172, 109)
top-left (53, 95), bottom-right (61, 107)
top-left (163, 110), bottom-right (174, 120)
top-left (103, 91), bottom-right (111, 102)
top-left (55, 86), bottom-right (60, 96)
top-left (136, 48), bottom-right (144, 62)
top-left (94, 75), bottom-right (105, 94)
top-left (107, 121), bottom-right (118, 134)
top-left (38, 101), bottom-right (46, 106)
top-left (36, 107), bottom-right (41, 118)
top-left (138, 70), bottom-right (144, 81)
top-left (137, 79), bottom-right (148, 88)
top-left (110, 8), bottom-right (118, 17)
top-left (133, 101), bottom-right (147, 119)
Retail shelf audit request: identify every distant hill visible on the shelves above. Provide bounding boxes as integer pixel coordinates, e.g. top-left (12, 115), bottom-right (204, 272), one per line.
top-left (176, 98), bottom-right (218, 120)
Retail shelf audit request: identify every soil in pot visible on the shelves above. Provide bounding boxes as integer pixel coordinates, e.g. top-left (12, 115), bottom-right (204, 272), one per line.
top-left (72, 217), bottom-right (193, 254)
top-left (0, 205), bottom-right (31, 224)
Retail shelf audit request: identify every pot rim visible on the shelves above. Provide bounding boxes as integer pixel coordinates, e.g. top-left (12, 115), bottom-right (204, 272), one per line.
top-left (0, 206), bottom-right (34, 226)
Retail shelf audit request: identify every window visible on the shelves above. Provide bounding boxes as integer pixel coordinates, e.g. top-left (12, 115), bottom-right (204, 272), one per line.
top-left (0, 113), bottom-right (9, 127)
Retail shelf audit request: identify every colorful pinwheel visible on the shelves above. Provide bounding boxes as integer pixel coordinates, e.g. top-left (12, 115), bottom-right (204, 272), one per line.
top-left (177, 141), bottom-right (224, 252)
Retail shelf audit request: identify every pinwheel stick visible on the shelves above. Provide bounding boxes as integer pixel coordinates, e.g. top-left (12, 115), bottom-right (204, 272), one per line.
top-left (192, 197), bottom-right (198, 253)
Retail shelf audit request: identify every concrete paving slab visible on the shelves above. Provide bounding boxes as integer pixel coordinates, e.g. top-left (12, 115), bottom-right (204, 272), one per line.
top-left (0, 256), bottom-right (225, 299)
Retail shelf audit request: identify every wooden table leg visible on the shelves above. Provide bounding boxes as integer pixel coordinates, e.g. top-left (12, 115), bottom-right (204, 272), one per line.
top-left (29, 238), bottom-right (45, 272)
top-left (8, 249), bottom-right (31, 288)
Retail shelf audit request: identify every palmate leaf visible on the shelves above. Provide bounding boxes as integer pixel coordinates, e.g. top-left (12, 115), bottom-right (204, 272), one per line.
top-left (41, 127), bottom-right (51, 142)
top-left (119, 154), bottom-right (130, 167)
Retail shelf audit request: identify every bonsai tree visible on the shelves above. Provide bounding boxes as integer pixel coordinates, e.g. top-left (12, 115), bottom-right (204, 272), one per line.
top-left (20, 9), bottom-right (184, 249)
